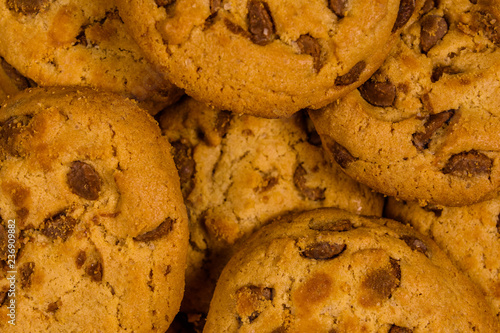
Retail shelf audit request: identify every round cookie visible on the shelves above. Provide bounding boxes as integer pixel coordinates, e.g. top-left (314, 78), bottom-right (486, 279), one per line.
top-left (204, 208), bottom-right (500, 332)
top-left (118, 0), bottom-right (422, 117)
top-left (309, 0), bottom-right (500, 206)
top-left (159, 96), bottom-right (385, 328)
top-left (385, 195), bottom-right (500, 319)
top-left (0, 0), bottom-right (183, 114)
top-left (0, 87), bottom-right (188, 332)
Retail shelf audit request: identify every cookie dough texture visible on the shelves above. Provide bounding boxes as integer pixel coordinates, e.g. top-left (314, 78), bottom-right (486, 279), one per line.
top-left (385, 195), bottom-right (500, 319)
top-left (204, 208), bottom-right (500, 333)
top-left (0, 87), bottom-right (189, 332)
top-left (309, 0), bottom-right (500, 206)
top-left (0, 0), bottom-right (183, 114)
top-left (117, 0), bottom-right (419, 117)
top-left (160, 97), bottom-right (384, 320)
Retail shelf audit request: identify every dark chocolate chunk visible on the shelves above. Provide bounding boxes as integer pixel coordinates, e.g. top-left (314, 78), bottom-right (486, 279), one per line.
top-left (325, 138), bottom-right (357, 169)
top-left (296, 34), bottom-right (323, 72)
top-left (329, 0), bottom-right (347, 18)
top-left (392, 0), bottom-right (416, 32)
top-left (247, 0), bottom-right (275, 45)
top-left (335, 61), bottom-right (366, 86)
top-left (19, 262), bottom-right (35, 288)
top-left (76, 250), bottom-right (87, 269)
top-left (400, 235), bottom-right (428, 256)
top-left (358, 79), bottom-right (396, 107)
top-left (293, 164), bottom-right (326, 201)
top-left (300, 241), bottom-right (346, 260)
top-left (67, 161), bottom-right (102, 200)
top-left (86, 260), bottom-right (103, 282)
top-left (42, 212), bottom-right (77, 241)
top-left (442, 151), bottom-right (492, 177)
top-left (420, 15), bottom-right (448, 53)
top-left (389, 325), bottom-right (413, 333)
top-left (134, 218), bottom-right (174, 242)
top-left (412, 110), bottom-right (454, 150)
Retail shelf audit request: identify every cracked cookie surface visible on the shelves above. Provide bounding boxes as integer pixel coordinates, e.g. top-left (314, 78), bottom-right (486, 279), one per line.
top-left (309, 0), bottom-right (500, 206)
top-left (385, 194), bottom-right (500, 319)
top-left (204, 208), bottom-right (500, 332)
top-left (0, 0), bottom-right (183, 114)
top-left (159, 96), bottom-right (384, 327)
top-left (117, 0), bottom-right (418, 117)
top-left (0, 87), bottom-right (188, 332)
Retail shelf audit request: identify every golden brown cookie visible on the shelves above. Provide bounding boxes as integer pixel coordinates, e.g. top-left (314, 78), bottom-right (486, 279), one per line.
top-left (385, 195), bottom-right (500, 319)
top-left (0, 87), bottom-right (188, 332)
top-left (204, 208), bottom-right (500, 332)
top-left (310, 0), bottom-right (500, 206)
top-left (0, 0), bottom-right (183, 114)
top-left (159, 96), bottom-right (385, 328)
top-left (118, 0), bottom-right (423, 117)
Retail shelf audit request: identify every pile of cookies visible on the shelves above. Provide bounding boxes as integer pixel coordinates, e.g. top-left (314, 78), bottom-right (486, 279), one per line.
top-left (0, 0), bottom-right (499, 332)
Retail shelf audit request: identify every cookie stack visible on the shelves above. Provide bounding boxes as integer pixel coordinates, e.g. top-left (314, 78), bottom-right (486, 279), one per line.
top-left (0, 0), bottom-right (499, 332)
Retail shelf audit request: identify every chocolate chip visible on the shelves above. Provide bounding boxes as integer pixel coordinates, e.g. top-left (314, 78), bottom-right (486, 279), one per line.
top-left (325, 138), bottom-right (357, 169)
top-left (210, 0), bottom-right (221, 13)
top-left (155, 0), bottom-right (175, 7)
top-left (86, 260), bottom-right (103, 282)
top-left (423, 204), bottom-right (443, 217)
top-left (0, 115), bottom-right (32, 156)
top-left (442, 151), bottom-right (492, 177)
top-left (420, 15), bottom-right (448, 53)
top-left (308, 219), bottom-right (354, 232)
top-left (497, 215), bottom-right (500, 235)
top-left (19, 262), bottom-right (35, 288)
top-left (6, 0), bottom-right (52, 14)
top-left (236, 285), bottom-right (274, 323)
top-left (412, 110), bottom-right (454, 151)
top-left (335, 61), bottom-right (366, 86)
top-left (300, 242), bottom-right (346, 260)
top-left (293, 164), bottom-right (326, 201)
top-left (362, 258), bottom-right (401, 300)
top-left (76, 250), bottom-right (86, 269)
top-left (296, 35), bottom-right (323, 72)
top-left (329, 0), bottom-right (347, 18)
top-left (42, 212), bottom-right (77, 241)
top-left (389, 325), bottom-right (413, 333)
top-left (247, 0), bottom-right (275, 45)
top-left (215, 110), bottom-right (232, 138)
top-left (0, 224), bottom-right (7, 261)
top-left (67, 161), bottom-right (102, 200)
top-left (255, 173), bottom-right (278, 192)
top-left (392, 0), bottom-right (416, 32)
top-left (47, 301), bottom-right (59, 312)
top-left (171, 141), bottom-right (195, 198)
top-left (430, 65), bottom-right (461, 82)
top-left (224, 18), bottom-right (251, 39)
top-left (421, 0), bottom-right (436, 13)
top-left (0, 58), bottom-right (32, 91)
top-left (358, 78), bottom-right (396, 107)
top-left (134, 218), bottom-right (174, 242)
top-left (400, 235), bottom-right (428, 256)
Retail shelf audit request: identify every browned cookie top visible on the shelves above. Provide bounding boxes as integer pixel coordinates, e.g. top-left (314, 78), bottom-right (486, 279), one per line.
top-left (0, 87), bottom-right (188, 332)
top-left (159, 96), bottom-right (384, 325)
top-left (0, 0), bottom-right (183, 114)
top-left (204, 208), bottom-right (499, 332)
top-left (310, 0), bottom-right (500, 206)
top-left (118, 0), bottom-right (423, 117)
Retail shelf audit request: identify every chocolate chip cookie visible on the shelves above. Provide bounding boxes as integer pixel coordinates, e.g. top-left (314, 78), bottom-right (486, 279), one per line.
top-left (309, 0), bottom-right (500, 206)
top-left (118, 0), bottom-right (422, 117)
top-left (204, 208), bottom-right (500, 332)
top-left (0, 87), bottom-right (189, 332)
top-left (159, 96), bottom-right (385, 326)
top-left (0, 0), bottom-right (183, 114)
top-left (385, 195), bottom-right (500, 319)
